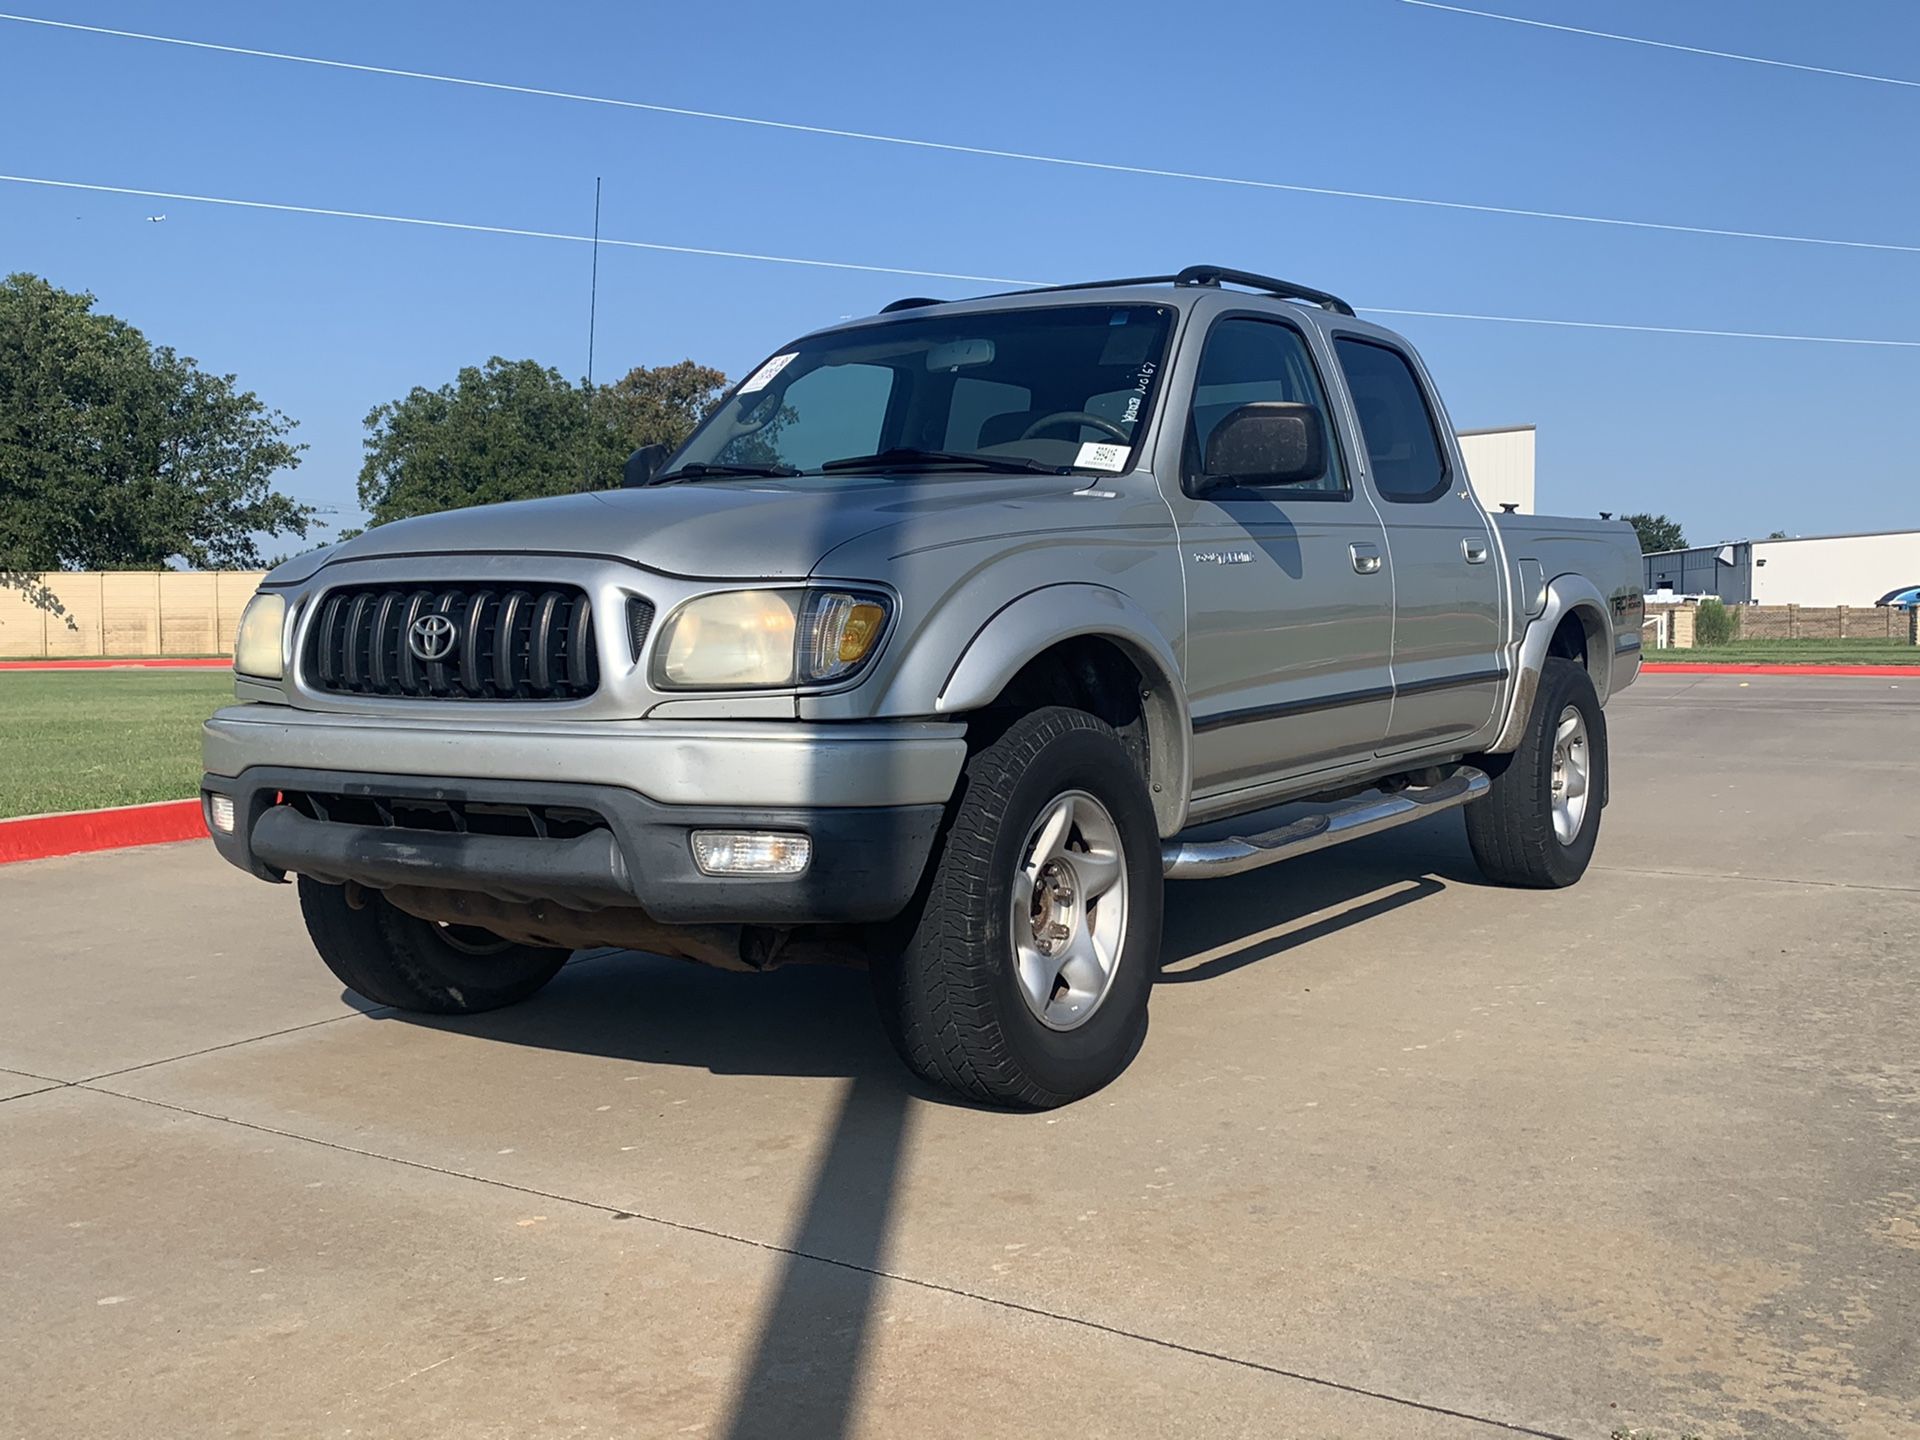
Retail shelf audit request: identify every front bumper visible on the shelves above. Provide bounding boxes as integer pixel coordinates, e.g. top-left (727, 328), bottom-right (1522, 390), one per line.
top-left (200, 707), bottom-right (966, 925)
top-left (203, 705), bottom-right (967, 808)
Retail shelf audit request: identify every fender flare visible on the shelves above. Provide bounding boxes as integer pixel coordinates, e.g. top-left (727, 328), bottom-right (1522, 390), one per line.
top-left (917, 584), bottom-right (1191, 835)
top-left (1487, 573), bottom-right (1614, 754)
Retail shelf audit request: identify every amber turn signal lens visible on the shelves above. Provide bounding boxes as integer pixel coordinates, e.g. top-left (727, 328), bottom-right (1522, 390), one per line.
top-left (800, 591), bottom-right (893, 683)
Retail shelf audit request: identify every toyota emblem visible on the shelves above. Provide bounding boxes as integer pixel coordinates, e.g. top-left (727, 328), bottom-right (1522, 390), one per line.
top-left (408, 613), bottom-right (459, 662)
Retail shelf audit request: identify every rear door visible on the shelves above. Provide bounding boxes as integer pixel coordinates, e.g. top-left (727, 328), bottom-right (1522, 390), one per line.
top-left (1331, 336), bottom-right (1503, 753)
top-left (1171, 313), bottom-right (1395, 796)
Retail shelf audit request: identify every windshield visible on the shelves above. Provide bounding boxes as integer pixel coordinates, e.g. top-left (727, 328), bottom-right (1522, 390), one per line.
top-left (664, 304), bottom-right (1174, 481)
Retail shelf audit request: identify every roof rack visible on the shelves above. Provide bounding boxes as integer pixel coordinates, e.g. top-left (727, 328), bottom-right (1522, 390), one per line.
top-left (878, 265), bottom-right (1355, 319)
top-left (1171, 265), bottom-right (1355, 317)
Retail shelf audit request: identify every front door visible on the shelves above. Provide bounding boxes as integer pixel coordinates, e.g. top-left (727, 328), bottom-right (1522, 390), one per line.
top-left (1332, 336), bottom-right (1504, 753)
top-left (1171, 315), bottom-right (1395, 799)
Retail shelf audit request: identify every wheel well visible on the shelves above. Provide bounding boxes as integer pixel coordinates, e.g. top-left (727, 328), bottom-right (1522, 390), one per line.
top-left (1547, 613), bottom-right (1589, 666)
top-left (1547, 606), bottom-right (1607, 693)
top-left (977, 636), bottom-right (1151, 785)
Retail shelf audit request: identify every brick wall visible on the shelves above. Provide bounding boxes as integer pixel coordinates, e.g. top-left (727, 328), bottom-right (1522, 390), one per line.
top-left (1643, 601), bottom-right (1918, 648)
top-left (1737, 605), bottom-right (1911, 641)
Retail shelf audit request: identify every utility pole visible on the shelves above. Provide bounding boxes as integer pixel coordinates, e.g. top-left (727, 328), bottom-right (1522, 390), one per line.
top-left (582, 176), bottom-right (603, 490)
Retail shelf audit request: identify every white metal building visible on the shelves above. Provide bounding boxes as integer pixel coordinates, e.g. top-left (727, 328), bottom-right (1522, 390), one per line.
top-left (1751, 530), bottom-right (1920, 606)
top-left (1455, 425), bottom-right (1536, 515)
top-left (1644, 529), bottom-right (1920, 607)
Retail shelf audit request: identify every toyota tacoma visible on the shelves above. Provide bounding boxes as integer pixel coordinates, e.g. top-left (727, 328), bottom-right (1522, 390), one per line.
top-left (203, 265), bottom-right (1643, 1107)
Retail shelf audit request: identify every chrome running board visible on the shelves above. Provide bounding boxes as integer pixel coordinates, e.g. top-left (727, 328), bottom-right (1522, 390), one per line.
top-left (1162, 767), bottom-right (1489, 880)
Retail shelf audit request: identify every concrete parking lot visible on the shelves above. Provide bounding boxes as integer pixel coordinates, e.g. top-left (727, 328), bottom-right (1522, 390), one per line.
top-left (3, 672), bottom-right (1916, 1439)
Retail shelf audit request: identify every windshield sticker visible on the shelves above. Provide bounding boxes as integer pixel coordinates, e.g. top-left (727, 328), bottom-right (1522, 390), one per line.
top-left (738, 352), bottom-right (797, 394)
top-left (1076, 441), bottom-right (1130, 473)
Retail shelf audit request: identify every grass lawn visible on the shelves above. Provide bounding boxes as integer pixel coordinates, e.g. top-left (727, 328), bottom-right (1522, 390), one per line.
top-left (1651, 638), bottom-right (1920, 666)
top-left (0, 671), bottom-right (233, 818)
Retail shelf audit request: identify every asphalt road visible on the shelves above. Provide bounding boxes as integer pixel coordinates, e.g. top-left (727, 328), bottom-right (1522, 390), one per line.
top-left (3, 673), bottom-right (1916, 1439)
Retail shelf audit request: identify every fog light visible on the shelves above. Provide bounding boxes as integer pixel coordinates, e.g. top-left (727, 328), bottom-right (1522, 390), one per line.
top-left (207, 793), bottom-right (236, 835)
top-left (690, 830), bottom-right (811, 876)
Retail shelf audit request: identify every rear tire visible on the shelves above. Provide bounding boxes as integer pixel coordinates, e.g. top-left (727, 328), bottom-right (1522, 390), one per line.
top-left (871, 706), bottom-right (1163, 1109)
top-left (298, 876), bottom-right (569, 1013)
top-left (1466, 657), bottom-right (1606, 888)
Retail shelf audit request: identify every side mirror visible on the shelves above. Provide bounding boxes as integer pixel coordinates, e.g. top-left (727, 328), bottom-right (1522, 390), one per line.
top-left (1198, 402), bottom-right (1326, 493)
top-left (622, 443), bottom-right (671, 488)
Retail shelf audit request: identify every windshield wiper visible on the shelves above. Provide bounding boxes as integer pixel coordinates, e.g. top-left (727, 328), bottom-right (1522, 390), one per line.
top-left (652, 461), bottom-right (800, 484)
top-left (820, 447), bottom-right (1067, 476)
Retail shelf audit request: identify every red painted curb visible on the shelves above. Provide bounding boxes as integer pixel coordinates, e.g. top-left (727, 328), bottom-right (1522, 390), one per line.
top-left (0, 799), bottom-right (207, 865)
top-left (1642, 662), bottom-right (1917, 676)
top-left (0, 657), bottom-right (229, 671)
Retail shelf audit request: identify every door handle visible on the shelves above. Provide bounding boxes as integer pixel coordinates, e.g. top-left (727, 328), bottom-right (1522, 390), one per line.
top-left (1350, 542), bottom-right (1382, 575)
top-left (1462, 536), bottom-right (1489, 564)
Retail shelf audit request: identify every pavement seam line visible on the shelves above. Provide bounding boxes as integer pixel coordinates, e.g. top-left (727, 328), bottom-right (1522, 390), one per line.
top-left (69, 953), bottom-right (621, 1085)
top-left (79, 1081), bottom-right (1569, 1440)
top-left (76, 1008), bottom-right (394, 1084)
top-left (1592, 863), bottom-right (1920, 895)
top-left (0, 1083), bottom-right (66, 1104)
top-left (0, 1066), bottom-right (67, 1084)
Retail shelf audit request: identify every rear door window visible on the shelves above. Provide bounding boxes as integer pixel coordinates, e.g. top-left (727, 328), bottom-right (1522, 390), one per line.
top-left (1333, 338), bottom-right (1450, 502)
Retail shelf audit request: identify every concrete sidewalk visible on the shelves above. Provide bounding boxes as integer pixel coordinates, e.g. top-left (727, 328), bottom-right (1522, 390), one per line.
top-left (3, 674), bottom-right (1916, 1438)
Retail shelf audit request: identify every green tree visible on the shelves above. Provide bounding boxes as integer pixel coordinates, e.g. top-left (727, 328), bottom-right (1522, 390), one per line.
top-left (0, 273), bottom-right (310, 583)
top-left (358, 357), bottom-right (730, 526)
top-left (1622, 513), bottom-right (1687, 554)
top-left (594, 359), bottom-right (731, 468)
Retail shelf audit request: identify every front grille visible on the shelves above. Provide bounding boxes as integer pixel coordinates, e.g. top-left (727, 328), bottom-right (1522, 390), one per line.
top-left (304, 583), bottom-right (599, 700)
top-left (627, 597), bottom-right (656, 661)
top-left (282, 789), bottom-right (610, 839)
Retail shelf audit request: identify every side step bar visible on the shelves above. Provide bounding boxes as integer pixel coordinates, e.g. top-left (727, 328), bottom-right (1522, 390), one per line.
top-left (1162, 767), bottom-right (1489, 880)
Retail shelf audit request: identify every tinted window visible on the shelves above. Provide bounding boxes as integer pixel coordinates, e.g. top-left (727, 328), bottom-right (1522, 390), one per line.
top-left (720, 362), bottom-right (893, 471)
top-left (942, 376), bottom-right (1031, 451)
top-left (1184, 318), bottom-right (1345, 496)
top-left (678, 305), bottom-right (1174, 480)
top-left (1334, 338), bottom-right (1449, 502)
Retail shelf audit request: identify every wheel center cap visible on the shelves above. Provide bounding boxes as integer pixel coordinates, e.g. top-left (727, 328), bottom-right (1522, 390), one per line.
top-left (1029, 859), bottom-right (1078, 955)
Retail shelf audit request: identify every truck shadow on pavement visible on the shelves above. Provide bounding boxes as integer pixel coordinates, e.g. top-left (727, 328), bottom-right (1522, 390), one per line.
top-left (379, 824), bottom-right (1473, 1440)
top-left (1158, 822), bottom-right (1478, 985)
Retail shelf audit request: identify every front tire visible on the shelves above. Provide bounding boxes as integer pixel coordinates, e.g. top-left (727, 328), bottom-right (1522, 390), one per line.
top-left (298, 876), bottom-right (569, 1013)
top-left (1466, 657), bottom-right (1607, 888)
top-left (871, 706), bottom-right (1163, 1109)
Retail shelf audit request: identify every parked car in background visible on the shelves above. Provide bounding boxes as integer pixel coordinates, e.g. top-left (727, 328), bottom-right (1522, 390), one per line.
top-left (202, 265), bottom-right (1645, 1107)
top-left (1874, 585), bottom-right (1920, 609)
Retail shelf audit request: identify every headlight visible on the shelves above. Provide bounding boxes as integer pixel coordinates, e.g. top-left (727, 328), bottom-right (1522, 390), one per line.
top-left (653, 588), bottom-right (891, 690)
top-left (233, 592), bottom-right (287, 679)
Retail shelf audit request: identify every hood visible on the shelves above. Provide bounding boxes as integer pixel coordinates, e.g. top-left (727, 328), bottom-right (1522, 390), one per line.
top-left (310, 473), bottom-right (1098, 581)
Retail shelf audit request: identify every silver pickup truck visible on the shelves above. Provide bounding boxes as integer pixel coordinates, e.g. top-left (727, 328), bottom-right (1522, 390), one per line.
top-left (203, 266), bottom-right (1643, 1108)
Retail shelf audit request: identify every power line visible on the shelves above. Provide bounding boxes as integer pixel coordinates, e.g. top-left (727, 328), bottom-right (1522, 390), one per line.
top-left (1399, 1), bottom-right (1920, 90)
top-left (0, 174), bottom-right (1041, 286)
top-left (8, 173), bottom-right (1919, 349)
top-left (2, 10), bottom-right (1915, 256)
top-left (1363, 306), bottom-right (1920, 348)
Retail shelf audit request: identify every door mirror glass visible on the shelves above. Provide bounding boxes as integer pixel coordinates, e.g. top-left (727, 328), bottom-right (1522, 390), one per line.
top-left (1197, 402), bottom-right (1327, 493)
top-left (622, 443), bottom-right (671, 488)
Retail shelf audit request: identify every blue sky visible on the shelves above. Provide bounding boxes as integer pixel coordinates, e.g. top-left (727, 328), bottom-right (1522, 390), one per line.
top-left (2, 0), bottom-right (1914, 548)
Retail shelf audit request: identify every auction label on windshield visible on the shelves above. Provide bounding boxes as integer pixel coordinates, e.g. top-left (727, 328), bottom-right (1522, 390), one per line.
top-left (1075, 441), bottom-right (1130, 473)
top-left (739, 353), bottom-right (797, 393)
